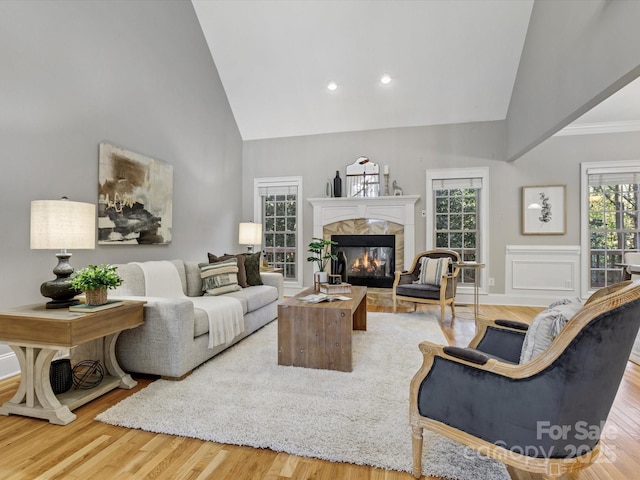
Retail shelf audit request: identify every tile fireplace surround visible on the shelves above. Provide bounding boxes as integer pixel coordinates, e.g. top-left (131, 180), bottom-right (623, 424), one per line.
top-left (308, 196), bottom-right (419, 272)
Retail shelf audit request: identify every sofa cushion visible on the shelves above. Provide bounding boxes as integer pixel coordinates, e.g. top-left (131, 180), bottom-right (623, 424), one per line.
top-left (109, 263), bottom-right (146, 296)
top-left (184, 261), bottom-right (204, 297)
top-left (519, 298), bottom-right (583, 363)
top-left (243, 252), bottom-right (263, 286)
top-left (208, 253), bottom-right (249, 288)
top-left (226, 285), bottom-right (278, 313)
top-left (415, 257), bottom-right (450, 286)
top-left (170, 259), bottom-right (188, 295)
top-left (193, 308), bottom-right (210, 337)
top-left (200, 259), bottom-right (242, 296)
top-left (396, 283), bottom-right (441, 300)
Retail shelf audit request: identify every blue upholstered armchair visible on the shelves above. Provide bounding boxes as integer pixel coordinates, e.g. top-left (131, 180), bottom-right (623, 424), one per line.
top-left (409, 280), bottom-right (640, 479)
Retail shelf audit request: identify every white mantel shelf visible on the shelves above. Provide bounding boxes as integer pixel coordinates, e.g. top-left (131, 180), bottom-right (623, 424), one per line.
top-left (308, 195), bottom-right (420, 268)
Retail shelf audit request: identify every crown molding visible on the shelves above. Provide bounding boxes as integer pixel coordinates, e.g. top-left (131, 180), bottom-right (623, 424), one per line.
top-left (555, 120), bottom-right (640, 136)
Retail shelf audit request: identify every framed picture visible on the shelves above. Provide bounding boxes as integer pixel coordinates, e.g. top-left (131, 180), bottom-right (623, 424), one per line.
top-left (522, 185), bottom-right (566, 235)
top-left (98, 143), bottom-right (173, 245)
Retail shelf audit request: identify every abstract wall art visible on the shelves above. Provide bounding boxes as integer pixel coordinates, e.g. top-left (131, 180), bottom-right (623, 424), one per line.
top-left (98, 143), bottom-right (173, 245)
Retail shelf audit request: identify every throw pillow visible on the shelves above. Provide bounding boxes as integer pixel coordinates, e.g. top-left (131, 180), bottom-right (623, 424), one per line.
top-left (208, 253), bottom-right (249, 288)
top-left (414, 257), bottom-right (450, 286)
top-left (519, 298), bottom-right (583, 363)
top-left (242, 251), bottom-right (263, 286)
top-left (200, 258), bottom-right (242, 296)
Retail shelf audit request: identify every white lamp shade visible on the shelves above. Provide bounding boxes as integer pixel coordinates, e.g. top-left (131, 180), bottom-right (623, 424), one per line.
top-left (30, 199), bottom-right (96, 250)
top-left (239, 222), bottom-right (262, 246)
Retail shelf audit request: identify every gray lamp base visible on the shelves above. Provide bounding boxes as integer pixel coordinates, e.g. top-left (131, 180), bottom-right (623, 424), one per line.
top-left (40, 253), bottom-right (81, 309)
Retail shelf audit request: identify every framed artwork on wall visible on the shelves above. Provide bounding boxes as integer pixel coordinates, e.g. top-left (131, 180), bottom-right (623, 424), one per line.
top-left (98, 143), bottom-right (173, 245)
top-left (522, 184), bottom-right (566, 235)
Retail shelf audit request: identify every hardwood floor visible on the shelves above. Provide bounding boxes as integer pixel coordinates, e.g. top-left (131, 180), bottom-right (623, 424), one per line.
top-left (0, 304), bottom-right (638, 479)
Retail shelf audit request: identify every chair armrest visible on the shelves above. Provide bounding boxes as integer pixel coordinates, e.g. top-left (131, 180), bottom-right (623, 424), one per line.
top-left (494, 319), bottom-right (529, 331)
top-left (442, 346), bottom-right (490, 365)
top-left (393, 270), bottom-right (414, 287)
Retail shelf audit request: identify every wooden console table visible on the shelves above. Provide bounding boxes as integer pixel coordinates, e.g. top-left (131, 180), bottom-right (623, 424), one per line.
top-left (0, 300), bottom-right (145, 425)
top-left (277, 286), bottom-right (367, 372)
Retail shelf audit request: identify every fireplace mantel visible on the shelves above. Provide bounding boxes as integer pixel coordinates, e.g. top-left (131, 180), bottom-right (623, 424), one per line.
top-left (308, 195), bottom-right (419, 269)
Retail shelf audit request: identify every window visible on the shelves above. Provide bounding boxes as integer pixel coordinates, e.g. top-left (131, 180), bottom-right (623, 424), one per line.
top-left (426, 168), bottom-right (488, 288)
top-left (581, 162), bottom-right (640, 293)
top-left (254, 177), bottom-right (303, 286)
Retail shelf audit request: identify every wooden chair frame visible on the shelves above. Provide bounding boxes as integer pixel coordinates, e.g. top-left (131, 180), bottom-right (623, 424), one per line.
top-left (410, 280), bottom-right (640, 480)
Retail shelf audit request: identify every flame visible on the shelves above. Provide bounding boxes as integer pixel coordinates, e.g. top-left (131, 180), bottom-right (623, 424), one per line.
top-left (351, 251), bottom-right (380, 273)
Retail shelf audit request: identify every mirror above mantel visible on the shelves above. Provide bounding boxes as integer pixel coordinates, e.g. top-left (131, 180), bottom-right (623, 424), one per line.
top-left (346, 156), bottom-right (380, 198)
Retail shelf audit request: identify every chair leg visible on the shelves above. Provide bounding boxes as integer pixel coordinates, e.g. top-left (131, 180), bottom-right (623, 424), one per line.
top-left (440, 303), bottom-right (445, 323)
top-left (450, 302), bottom-right (456, 319)
top-left (412, 425), bottom-right (423, 479)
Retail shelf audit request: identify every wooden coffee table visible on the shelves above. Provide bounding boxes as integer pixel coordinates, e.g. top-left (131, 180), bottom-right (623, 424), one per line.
top-left (277, 286), bottom-right (367, 372)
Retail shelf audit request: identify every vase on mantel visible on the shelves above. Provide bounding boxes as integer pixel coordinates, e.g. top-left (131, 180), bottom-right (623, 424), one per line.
top-left (85, 288), bottom-right (108, 306)
top-left (333, 171), bottom-right (342, 198)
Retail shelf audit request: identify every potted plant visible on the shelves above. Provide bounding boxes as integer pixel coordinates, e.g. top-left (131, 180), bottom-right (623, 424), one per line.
top-left (70, 264), bottom-right (123, 306)
top-left (307, 237), bottom-right (338, 286)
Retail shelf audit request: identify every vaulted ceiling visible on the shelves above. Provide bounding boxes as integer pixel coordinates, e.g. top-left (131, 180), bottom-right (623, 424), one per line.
top-left (192, 0), bottom-right (640, 142)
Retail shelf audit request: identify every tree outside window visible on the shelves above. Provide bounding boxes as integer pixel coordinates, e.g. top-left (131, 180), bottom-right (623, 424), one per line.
top-left (588, 183), bottom-right (640, 288)
top-left (434, 188), bottom-right (479, 284)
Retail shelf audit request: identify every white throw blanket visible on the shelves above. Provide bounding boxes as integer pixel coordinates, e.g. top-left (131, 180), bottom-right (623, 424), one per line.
top-left (132, 261), bottom-right (244, 348)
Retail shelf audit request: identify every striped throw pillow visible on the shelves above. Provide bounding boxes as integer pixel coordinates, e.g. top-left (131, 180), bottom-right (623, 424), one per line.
top-left (200, 258), bottom-right (242, 296)
top-left (415, 257), bottom-right (450, 286)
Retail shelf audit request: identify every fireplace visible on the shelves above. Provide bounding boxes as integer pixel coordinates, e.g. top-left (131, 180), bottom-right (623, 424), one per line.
top-left (331, 234), bottom-right (395, 288)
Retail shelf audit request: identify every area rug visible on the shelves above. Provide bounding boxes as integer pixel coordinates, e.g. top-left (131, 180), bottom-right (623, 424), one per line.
top-left (97, 312), bottom-right (510, 480)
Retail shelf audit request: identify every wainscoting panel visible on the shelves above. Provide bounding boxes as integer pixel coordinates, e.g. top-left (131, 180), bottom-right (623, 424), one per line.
top-left (505, 245), bottom-right (581, 299)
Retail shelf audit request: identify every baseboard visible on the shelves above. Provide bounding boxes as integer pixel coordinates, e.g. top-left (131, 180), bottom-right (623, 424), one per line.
top-left (0, 351), bottom-right (19, 381)
top-left (460, 293), bottom-right (580, 308)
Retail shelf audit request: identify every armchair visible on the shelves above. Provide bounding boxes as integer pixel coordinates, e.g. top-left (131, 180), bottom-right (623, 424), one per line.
top-left (392, 249), bottom-right (460, 322)
top-left (623, 251), bottom-right (640, 280)
top-left (410, 280), bottom-right (640, 479)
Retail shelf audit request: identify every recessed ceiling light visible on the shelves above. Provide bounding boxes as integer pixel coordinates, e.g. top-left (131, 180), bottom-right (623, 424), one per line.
top-left (327, 81), bottom-right (338, 91)
top-left (380, 74), bottom-right (392, 85)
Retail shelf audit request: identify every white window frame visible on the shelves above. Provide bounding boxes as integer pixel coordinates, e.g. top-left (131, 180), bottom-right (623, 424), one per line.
top-left (580, 160), bottom-right (640, 298)
top-left (254, 176), bottom-right (304, 289)
top-left (426, 167), bottom-right (489, 296)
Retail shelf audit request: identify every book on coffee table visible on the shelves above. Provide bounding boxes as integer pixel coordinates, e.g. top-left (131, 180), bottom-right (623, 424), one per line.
top-left (319, 283), bottom-right (352, 294)
top-left (298, 293), bottom-right (351, 303)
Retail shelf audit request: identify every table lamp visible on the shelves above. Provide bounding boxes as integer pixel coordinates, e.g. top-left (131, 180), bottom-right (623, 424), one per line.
top-left (30, 198), bottom-right (96, 308)
top-left (238, 222), bottom-right (262, 254)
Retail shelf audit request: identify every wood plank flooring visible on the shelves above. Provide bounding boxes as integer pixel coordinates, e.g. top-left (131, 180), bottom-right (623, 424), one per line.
top-left (0, 304), bottom-right (638, 479)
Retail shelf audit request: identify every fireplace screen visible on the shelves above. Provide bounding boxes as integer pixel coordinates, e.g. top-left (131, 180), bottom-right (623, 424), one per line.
top-left (331, 235), bottom-right (395, 288)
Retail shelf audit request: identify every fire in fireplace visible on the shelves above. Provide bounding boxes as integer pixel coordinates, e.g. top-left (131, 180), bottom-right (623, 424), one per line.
top-left (331, 234), bottom-right (395, 288)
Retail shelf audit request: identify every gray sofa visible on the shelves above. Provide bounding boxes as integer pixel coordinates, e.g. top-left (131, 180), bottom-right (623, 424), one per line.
top-left (110, 259), bottom-right (283, 380)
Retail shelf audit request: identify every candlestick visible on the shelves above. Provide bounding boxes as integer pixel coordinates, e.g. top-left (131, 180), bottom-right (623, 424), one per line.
top-left (384, 173), bottom-right (390, 196)
top-left (384, 165), bottom-right (390, 175)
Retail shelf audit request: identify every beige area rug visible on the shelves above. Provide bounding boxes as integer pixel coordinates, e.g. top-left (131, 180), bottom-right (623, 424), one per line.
top-left (97, 312), bottom-right (510, 480)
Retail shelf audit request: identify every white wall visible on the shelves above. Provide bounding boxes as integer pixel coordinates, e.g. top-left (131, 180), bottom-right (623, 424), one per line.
top-left (0, 1), bottom-right (243, 376)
